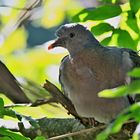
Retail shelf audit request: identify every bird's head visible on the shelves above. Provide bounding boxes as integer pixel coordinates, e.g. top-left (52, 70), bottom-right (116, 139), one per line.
top-left (48, 23), bottom-right (98, 55)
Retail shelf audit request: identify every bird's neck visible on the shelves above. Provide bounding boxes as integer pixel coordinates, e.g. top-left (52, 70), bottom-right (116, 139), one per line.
top-left (68, 39), bottom-right (102, 58)
top-left (68, 45), bottom-right (84, 58)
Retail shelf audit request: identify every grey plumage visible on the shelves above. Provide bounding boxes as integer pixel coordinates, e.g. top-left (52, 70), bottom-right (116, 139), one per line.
top-left (49, 23), bottom-right (140, 123)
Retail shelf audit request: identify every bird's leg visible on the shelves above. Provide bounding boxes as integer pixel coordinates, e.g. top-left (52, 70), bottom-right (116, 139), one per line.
top-left (80, 118), bottom-right (104, 127)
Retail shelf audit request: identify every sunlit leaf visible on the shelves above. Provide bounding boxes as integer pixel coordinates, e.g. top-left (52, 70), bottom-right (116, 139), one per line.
top-left (99, 80), bottom-right (140, 98)
top-left (130, 0), bottom-right (140, 13)
top-left (113, 29), bottom-right (136, 50)
top-left (97, 103), bottom-right (140, 140)
top-left (128, 68), bottom-right (140, 78)
top-left (91, 23), bottom-right (114, 36)
top-left (126, 11), bottom-right (139, 34)
top-left (72, 8), bottom-right (93, 22)
top-left (65, 1), bottom-right (83, 21)
top-left (100, 36), bottom-right (112, 46)
top-left (73, 5), bottom-right (122, 22)
top-left (98, 0), bottom-right (117, 4)
top-left (98, 86), bottom-right (127, 98)
top-left (2, 109), bottom-right (17, 118)
top-left (0, 128), bottom-right (30, 140)
top-left (0, 137), bottom-right (12, 140)
top-left (96, 126), bottom-right (111, 140)
top-left (96, 110), bottom-right (131, 140)
top-left (34, 136), bottom-right (46, 140)
top-left (130, 103), bottom-right (140, 122)
top-left (132, 133), bottom-right (139, 140)
top-left (0, 98), bottom-right (4, 108)
top-left (111, 111), bottom-right (131, 133)
top-left (127, 80), bottom-right (140, 94)
top-left (0, 98), bottom-right (4, 118)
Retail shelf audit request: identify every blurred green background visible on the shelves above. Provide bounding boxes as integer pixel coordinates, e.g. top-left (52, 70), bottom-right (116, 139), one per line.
top-left (0, 0), bottom-right (86, 119)
top-left (0, 0), bottom-right (139, 119)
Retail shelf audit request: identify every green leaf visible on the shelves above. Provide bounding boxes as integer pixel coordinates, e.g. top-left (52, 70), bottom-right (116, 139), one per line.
top-left (0, 128), bottom-right (30, 140)
top-left (111, 111), bottom-right (131, 133)
top-left (130, 103), bottom-right (140, 122)
top-left (0, 98), bottom-right (4, 118)
top-left (73, 5), bottom-right (122, 22)
top-left (0, 137), bottom-right (12, 140)
top-left (91, 23), bottom-right (114, 36)
top-left (132, 133), bottom-right (139, 140)
top-left (126, 11), bottom-right (139, 34)
top-left (72, 8), bottom-right (92, 22)
top-left (85, 5), bottom-right (122, 20)
top-left (130, 0), bottom-right (140, 13)
top-left (97, 103), bottom-right (140, 140)
top-left (0, 98), bottom-right (4, 108)
top-left (99, 80), bottom-right (140, 98)
top-left (128, 68), bottom-right (140, 78)
top-left (34, 136), bottom-right (46, 140)
top-left (3, 109), bottom-right (17, 118)
top-left (96, 110), bottom-right (131, 140)
top-left (127, 80), bottom-right (140, 94)
top-left (100, 37), bottom-right (112, 46)
top-left (99, 0), bottom-right (117, 4)
top-left (98, 86), bottom-right (127, 98)
top-left (113, 29), bottom-right (136, 50)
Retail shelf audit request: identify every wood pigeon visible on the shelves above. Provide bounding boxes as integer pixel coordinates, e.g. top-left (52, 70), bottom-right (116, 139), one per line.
top-left (48, 23), bottom-right (140, 123)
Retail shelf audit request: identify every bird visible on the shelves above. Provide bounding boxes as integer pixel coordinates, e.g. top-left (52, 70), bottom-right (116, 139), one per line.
top-left (48, 23), bottom-right (140, 124)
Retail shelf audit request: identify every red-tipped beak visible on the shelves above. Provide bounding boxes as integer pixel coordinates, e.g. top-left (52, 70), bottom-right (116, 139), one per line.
top-left (48, 37), bottom-right (64, 50)
top-left (48, 44), bottom-right (54, 50)
top-left (48, 41), bottom-right (57, 50)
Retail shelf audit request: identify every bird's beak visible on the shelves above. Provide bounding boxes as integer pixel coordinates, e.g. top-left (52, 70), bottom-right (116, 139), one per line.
top-left (48, 37), bottom-right (64, 50)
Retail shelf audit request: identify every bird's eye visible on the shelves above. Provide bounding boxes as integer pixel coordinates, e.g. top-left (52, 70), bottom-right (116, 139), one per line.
top-left (69, 33), bottom-right (75, 38)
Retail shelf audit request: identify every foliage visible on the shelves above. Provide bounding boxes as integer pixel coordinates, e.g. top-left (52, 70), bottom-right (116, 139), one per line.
top-left (73, 0), bottom-right (140, 50)
top-left (0, 98), bottom-right (29, 140)
top-left (0, 97), bottom-right (47, 140)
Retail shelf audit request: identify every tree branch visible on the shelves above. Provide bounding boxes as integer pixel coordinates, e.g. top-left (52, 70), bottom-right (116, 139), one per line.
top-left (0, 118), bottom-right (136, 140)
top-left (43, 80), bottom-right (79, 118)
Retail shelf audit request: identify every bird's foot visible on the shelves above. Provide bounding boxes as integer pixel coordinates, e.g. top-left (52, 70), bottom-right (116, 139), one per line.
top-left (80, 118), bottom-right (103, 127)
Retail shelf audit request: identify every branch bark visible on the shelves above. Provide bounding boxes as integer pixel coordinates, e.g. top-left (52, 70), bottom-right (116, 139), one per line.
top-left (0, 118), bottom-right (137, 140)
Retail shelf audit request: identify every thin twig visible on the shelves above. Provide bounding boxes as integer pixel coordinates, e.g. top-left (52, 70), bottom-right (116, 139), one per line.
top-left (0, 0), bottom-right (43, 40)
top-left (31, 98), bottom-right (57, 106)
top-left (4, 98), bottom-right (56, 108)
top-left (0, 5), bottom-right (33, 10)
top-left (4, 103), bottom-right (31, 108)
top-left (17, 0), bottom-right (42, 24)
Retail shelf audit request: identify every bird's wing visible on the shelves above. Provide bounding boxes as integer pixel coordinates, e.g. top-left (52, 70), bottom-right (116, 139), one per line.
top-left (59, 55), bottom-right (69, 97)
top-left (119, 48), bottom-right (140, 104)
top-left (121, 49), bottom-right (140, 103)
top-left (0, 61), bottom-right (29, 103)
top-left (121, 48), bottom-right (140, 68)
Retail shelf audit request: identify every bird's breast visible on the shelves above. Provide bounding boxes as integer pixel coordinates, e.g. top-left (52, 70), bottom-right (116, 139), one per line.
top-left (67, 60), bottom-right (95, 86)
top-left (60, 57), bottom-right (98, 101)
